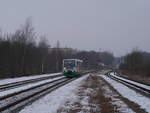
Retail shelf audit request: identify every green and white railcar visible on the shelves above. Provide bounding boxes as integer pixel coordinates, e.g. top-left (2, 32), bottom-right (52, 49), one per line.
top-left (63, 59), bottom-right (83, 77)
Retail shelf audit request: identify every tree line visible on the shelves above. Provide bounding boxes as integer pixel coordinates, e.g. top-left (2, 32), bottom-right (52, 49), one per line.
top-left (0, 19), bottom-right (114, 78)
top-left (119, 49), bottom-right (150, 77)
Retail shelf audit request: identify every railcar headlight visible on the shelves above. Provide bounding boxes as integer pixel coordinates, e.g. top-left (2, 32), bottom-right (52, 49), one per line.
top-left (63, 67), bottom-right (67, 72)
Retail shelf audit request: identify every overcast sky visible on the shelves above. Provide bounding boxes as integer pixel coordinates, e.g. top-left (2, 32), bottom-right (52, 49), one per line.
top-left (0, 0), bottom-right (150, 56)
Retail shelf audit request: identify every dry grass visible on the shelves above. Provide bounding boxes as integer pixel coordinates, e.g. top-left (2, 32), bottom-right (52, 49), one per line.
top-left (57, 73), bottom-right (148, 113)
top-left (121, 71), bottom-right (150, 85)
top-left (57, 75), bottom-right (120, 113)
top-left (100, 76), bottom-right (148, 113)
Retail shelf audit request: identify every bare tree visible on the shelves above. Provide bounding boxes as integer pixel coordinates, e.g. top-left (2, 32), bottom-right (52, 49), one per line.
top-left (38, 36), bottom-right (50, 73)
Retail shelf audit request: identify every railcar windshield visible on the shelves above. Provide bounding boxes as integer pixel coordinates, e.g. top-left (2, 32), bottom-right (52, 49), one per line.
top-left (63, 60), bottom-right (75, 68)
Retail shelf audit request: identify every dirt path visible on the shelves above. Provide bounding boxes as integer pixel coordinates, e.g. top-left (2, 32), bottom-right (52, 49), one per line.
top-left (57, 74), bottom-right (147, 113)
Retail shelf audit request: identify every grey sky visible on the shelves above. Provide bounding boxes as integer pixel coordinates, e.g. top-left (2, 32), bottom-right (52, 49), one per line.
top-left (0, 0), bottom-right (150, 56)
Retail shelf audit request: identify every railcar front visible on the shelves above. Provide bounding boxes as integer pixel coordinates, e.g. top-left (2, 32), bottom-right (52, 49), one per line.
top-left (63, 59), bottom-right (82, 77)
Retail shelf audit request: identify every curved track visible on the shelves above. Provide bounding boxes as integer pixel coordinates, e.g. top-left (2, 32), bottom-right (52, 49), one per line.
top-left (106, 71), bottom-right (150, 95)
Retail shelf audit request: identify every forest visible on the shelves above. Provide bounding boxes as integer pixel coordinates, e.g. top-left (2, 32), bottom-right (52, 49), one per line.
top-left (120, 49), bottom-right (150, 77)
top-left (0, 19), bottom-right (114, 78)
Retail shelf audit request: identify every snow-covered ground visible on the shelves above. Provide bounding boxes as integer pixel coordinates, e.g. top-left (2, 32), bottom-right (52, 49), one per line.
top-left (0, 76), bottom-right (64, 97)
top-left (2, 73), bottom-right (147, 113)
top-left (19, 74), bottom-right (140, 113)
top-left (102, 83), bottom-right (135, 113)
top-left (109, 72), bottom-right (150, 90)
top-left (0, 72), bottom-right (61, 85)
top-left (100, 75), bottom-right (150, 113)
top-left (19, 75), bottom-right (88, 113)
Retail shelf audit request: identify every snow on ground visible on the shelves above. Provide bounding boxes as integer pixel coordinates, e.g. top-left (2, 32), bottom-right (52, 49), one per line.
top-left (0, 76), bottom-right (64, 97)
top-left (0, 72), bottom-right (61, 85)
top-left (19, 75), bottom-right (88, 113)
top-left (102, 84), bottom-right (135, 113)
top-left (110, 72), bottom-right (150, 90)
top-left (99, 75), bottom-right (150, 113)
top-left (59, 86), bottom-right (100, 113)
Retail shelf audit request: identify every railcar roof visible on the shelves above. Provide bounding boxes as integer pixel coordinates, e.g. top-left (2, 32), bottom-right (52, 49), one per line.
top-left (63, 59), bottom-right (83, 62)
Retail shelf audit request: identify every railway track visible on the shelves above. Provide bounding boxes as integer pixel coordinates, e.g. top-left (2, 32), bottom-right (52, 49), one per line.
top-left (0, 74), bottom-right (62, 92)
top-left (106, 71), bottom-right (150, 95)
top-left (0, 76), bottom-right (77, 113)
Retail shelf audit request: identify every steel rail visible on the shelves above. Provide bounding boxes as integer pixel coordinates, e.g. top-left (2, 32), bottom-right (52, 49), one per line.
top-left (0, 71), bottom-right (92, 112)
top-left (0, 77), bottom-right (70, 112)
top-left (0, 77), bottom-right (66, 100)
top-left (0, 74), bottom-right (62, 91)
top-left (107, 72), bottom-right (150, 94)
